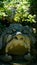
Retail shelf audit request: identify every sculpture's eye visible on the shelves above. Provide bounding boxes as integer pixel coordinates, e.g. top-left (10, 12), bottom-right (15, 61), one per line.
top-left (15, 34), bottom-right (25, 41)
top-left (13, 34), bottom-right (24, 40)
top-left (14, 36), bottom-right (18, 39)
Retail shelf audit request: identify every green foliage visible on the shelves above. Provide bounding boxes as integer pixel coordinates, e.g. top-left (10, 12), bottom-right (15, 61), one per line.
top-left (0, 0), bottom-right (36, 24)
top-left (28, 0), bottom-right (37, 18)
top-left (0, 1), bottom-right (8, 19)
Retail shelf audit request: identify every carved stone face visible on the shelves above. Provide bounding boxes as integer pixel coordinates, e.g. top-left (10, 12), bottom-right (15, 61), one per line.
top-left (5, 33), bottom-right (31, 56)
top-left (2, 24), bottom-right (35, 56)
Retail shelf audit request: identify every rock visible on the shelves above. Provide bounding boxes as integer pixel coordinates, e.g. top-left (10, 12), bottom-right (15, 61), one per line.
top-left (24, 53), bottom-right (33, 61)
top-left (0, 54), bottom-right (12, 62)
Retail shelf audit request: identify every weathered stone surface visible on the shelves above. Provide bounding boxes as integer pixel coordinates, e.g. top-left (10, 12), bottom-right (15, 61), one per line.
top-left (0, 24), bottom-right (36, 65)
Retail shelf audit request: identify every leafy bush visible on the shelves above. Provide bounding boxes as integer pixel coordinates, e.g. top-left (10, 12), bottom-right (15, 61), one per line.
top-left (28, 0), bottom-right (37, 21)
top-left (0, 0), bottom-right (36, 24)
top-left (28, 0), bottom-right (37, 13)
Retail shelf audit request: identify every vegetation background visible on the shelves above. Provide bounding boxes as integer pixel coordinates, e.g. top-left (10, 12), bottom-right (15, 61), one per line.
top-left (0, 0), bottom-right (37, 40)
